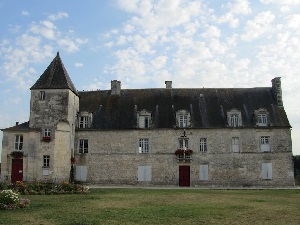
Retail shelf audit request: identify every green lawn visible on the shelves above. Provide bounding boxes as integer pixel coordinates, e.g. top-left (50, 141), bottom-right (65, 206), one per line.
top-left (1, 188), bottom-right (300, 225)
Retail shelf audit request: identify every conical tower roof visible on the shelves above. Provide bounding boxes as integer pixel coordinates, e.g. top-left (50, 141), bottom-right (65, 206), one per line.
top-left (30, 52), bottom-right (79, 96)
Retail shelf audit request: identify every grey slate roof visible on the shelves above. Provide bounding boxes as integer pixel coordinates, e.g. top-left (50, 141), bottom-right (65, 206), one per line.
top-left (30, 52), bottom-right (79, 96)
top-left (78, 87), bottom-right (291, 129)
top-left (1, 121), bottom-right (31, 131)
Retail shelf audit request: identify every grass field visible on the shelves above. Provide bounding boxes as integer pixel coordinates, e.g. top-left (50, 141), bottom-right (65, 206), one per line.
top-left (1, 188), bottom-right (300, 225)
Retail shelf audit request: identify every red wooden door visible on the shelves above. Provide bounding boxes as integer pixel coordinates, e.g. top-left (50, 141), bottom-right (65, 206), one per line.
top-left (11, 158), bottom-right (23, 183)
top-left (179, 166), bottom-right (190, 187)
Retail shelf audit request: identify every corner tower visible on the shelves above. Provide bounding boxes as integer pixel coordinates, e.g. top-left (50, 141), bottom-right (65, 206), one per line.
top-left (29, 52), bottom-right (79, 180)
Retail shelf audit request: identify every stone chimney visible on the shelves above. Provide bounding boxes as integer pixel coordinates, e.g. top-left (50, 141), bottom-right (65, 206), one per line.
top-left (165, 81), bottom-right (172, 89)
top-left (111, 80), bottom-right (121, 95)
top-left (271, 77), bottom-right (283, 106)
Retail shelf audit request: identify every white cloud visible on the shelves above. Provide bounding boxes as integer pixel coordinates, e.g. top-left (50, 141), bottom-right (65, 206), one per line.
top-left (223, 0), bottom-right (252, 15)
top-left (48, 12), bottom-right (69, 21)
top-left (285, 14), bottom-right (300, 29)
top-left (75, 63), bottom-right (83, 68)
top-left (29, 21), bottom-right (57, 40)
top-left (150, 56), bottom-right (168, 70)
top-left (241, 11), bottom-right (275, 41)
top-left (260, 0), bottom-right (300, 5)
top-left (21, 10), bottom-right (29, 16)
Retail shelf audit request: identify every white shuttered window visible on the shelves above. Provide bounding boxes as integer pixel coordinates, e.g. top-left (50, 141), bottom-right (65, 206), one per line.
top-left (200, 164), bottom-right (209, 181)
top-left (262, 163), bottom-right (272, 179)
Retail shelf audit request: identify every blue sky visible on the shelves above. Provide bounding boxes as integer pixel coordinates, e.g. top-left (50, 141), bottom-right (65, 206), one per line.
top-left (1, 0), bottom-right (300, 158)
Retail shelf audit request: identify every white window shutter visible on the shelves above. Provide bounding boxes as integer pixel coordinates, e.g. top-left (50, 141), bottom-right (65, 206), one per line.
top-left (139, 116), bottom-right (145, 128)
top-left (138, 166), bottom-right (151, 181)
top-left (200, 165), bottom-right (208, 181)
top-left (262, 163), bottom-right (272, 179)
top-left (75, 166), bottom-right (88, 181)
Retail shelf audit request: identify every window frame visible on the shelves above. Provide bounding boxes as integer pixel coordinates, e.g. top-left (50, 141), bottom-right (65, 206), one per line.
top-left (139, 138), bottom-right (149, 153)
top-left (199, 138), bottom-right (207, 153)
top-left (260, 136), bottom-right (270, 152)
top-left (44, 128), bottom-right (51, 137)
top-left (227, 109), bottom-right (242, 128)
top-left (176, 110), bottom-right (190, 128)
top-left (79, 139), bottom-right (89, 154)
top-left (39, 91), bottom-right (45, 100)
top-left (15, 134), bottom-right (23, 151)
top-left (79, 116), bottom-right (89, 128)
top-left (43, 155), bottom-right (50, 168)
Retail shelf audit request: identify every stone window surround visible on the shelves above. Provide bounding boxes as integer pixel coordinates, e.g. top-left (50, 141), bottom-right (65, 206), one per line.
top-left (254, 108), bottom-right (269, 127)
top-left (15, 134), bottom-right (23, 151)
top-left (78, 111), bottom-right (93, 128)
top-left (137, 109), bottom-right (152, 128)
top-left (79, 139), bottom-right (89, 154)
top-left (227, 109), bottom-right (243, 128)
top-left (176, 109), bottom-right (191, 128)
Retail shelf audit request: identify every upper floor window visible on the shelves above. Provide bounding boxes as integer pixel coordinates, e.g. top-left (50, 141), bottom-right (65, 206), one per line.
top-left (139, 138), bottom-right (149, 153)
top-left (79, 139), bottom-right (89, 154)
top-left (15, 135), bottom-right (23, 151)
top-left (44, 128), bottom-right (51, 137)
top-left (200, 138), bottom-right (207, 153)
top-left (137, 110), bottom-right (152, 128)
top-left (179, 138), bottom-right (189, 150)
top-left (79, 116), bottom-right (89, 128)
top-left (78, 112), bottom-right (93, 128)
top-left (231, 114), bottom-right (239, 127)
top-left (39, 91), bottom-right (45, 100)
top-left (260, 136), bottom-right (270, 152)
top-left (227, 109), bottom-right (242, 128)
top-left (176, 110), bottom-right (190, 128)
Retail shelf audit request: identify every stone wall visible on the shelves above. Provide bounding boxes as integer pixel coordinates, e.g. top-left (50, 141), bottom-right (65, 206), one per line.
top-left (74, 128), bottom-right (294, 186)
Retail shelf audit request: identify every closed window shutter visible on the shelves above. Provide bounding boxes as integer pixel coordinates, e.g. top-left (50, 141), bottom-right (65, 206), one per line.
top-left (139, 116), bottom-right (145, 128)
top-left (262, 163), bottom-right (272, 179)
top-left (200, 165), bottom-right (208, 181)
top-left (138, 166), bottom-right (151, 181)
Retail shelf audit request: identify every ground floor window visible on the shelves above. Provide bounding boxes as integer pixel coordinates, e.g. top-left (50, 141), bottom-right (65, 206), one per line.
top-left (43, 155), bottom-right (50, 168)
top-left (79, 139), bottom-right (89, 153)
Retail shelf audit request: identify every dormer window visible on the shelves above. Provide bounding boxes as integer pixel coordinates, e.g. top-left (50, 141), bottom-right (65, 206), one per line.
top-left (79, 116), bottom-right (89, 128)
top-left (254, 109), bottom-right (269, 127)
top-left (258, 114), bottom-right (267, 126)
top-left (176, 110), bottom-right (191, 128)
top-left (39, 91), bottom-right (45, 100)
top-left (78, 112), bottom-right (93, 128)
top-left (227, 109), bottom-right (242, 128)
top-left (137, 110), bottom-right (152, 128)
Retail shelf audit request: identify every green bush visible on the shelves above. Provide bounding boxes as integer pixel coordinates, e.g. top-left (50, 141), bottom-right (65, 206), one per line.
top-left (0, 189), bottom-right (30, 210)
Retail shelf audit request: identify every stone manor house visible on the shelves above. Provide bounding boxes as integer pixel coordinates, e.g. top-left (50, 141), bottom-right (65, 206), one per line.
top-left (1, 53), bottom-right (295, 187)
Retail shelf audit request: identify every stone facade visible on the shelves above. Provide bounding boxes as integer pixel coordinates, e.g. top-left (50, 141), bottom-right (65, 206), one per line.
top-left (74, 128), bottom-right (294, 186)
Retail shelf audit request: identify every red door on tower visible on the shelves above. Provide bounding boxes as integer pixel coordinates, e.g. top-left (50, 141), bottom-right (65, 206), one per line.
top-left (179, 165), bottom-right (190, 187)
top-left (11, 158), bottom-right (23, 183)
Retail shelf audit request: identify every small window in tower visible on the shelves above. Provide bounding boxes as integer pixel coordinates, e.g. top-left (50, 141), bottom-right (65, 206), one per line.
top-left (40, 91), bottom-right (45, 100)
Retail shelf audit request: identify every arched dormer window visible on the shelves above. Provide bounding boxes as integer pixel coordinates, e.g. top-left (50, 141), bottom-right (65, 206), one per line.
top-left (78, 111), bottom-right (93, 128)
top-left (254, 109), bottom-right (269, 127)
top-left (176, 110), bottom-right (191, 128)
top-left (137, 110), bottom-right (152, 128)
top-left (227, 109), bottom-right (242, 128)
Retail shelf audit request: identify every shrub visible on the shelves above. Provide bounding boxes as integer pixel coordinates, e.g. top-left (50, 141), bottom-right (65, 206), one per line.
top-left (0, 190), bottom-right (20, 210)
